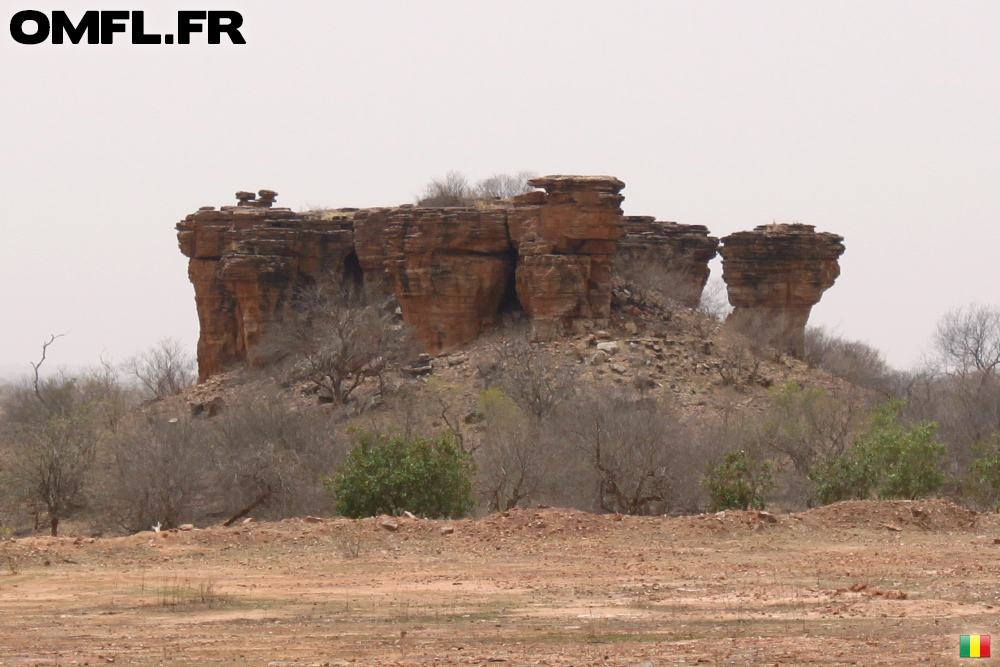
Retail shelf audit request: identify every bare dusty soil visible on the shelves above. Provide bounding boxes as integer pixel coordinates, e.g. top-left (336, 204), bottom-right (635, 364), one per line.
top-left (1, 500), bottom-right (998, 666)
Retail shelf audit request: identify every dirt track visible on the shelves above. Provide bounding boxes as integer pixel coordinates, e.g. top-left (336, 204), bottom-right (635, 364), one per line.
top-left (1, 500), bottom-right (998, 666)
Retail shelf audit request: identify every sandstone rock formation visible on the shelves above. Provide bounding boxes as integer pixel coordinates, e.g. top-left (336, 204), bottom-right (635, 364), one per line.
top-left (180, 179), bottom-right (840, 382)
top-left (176, 191), bottom-right (356, 380)
top-left (719, 223), bottom-right (845, 357)
top-left (617, 216), bottom-right (719, 308)
top-left (508, 176), bottom-right (626, 339)
top-left (351, 207), bottom-right (393, 284)
top-left (384, 207), bottom-right (514, 353)
top-left (179, 177), bottom-right (634, 378)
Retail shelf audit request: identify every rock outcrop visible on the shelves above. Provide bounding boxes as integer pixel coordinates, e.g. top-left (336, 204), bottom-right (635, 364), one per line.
top-left (178, 177), bottom-right (631, 378)
top-left (617, 216), bottom-right (719, 308)
top-left (177, 181), bottom-right (846, 381)
top-left (384, 207), bottom-right (514, 353)
top-left (509, 176), bottom-right (626, 339)
top-left (719, 223), bottom-right (845, 357)
top-left (176, 191), bottom-right (356, 380)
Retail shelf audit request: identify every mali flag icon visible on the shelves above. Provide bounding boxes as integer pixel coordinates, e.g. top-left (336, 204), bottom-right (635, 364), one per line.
top-left (961, 635), bottom-right (991, 657)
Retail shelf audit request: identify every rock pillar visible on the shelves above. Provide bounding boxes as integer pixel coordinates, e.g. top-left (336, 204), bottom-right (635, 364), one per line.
top-left (384, 207), bottom-right (513, 354)
top-left (719, 223), bottom-right (845, 357)
top-left (508, 175), bottom-right (626, 339)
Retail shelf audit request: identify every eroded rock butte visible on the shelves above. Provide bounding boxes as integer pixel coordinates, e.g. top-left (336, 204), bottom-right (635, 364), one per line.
top-left (177, 182), bottom-right (843, 380)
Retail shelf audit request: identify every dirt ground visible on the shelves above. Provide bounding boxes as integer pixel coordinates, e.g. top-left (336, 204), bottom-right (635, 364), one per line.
top-left (1, 499), bottom-right (998, 666)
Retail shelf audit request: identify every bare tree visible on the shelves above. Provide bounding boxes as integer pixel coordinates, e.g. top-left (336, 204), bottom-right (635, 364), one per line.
top-left (29, 333), bottom-right (66, 413)
top-left (258, 280), bottom-right (411, 405)
top-left (473, 171), bottom-right (536, 200)
top-left (556, 388), bottom-right (691, 515)
top-left (804, 326), bottom-right (896, 395)
top-left (11, 413), bottom-right (97, 536)
top-left (417, 171), bottom-right (537, 206)
top-left (934, 303), bottom-right (1000, 378)
top-left (0, 338), bottom-right (111, 535)
top-left (123, 338), bottom-right (196, 399)
top-left (210, 393), bottom-right (343, 525)
top-left (475, 390), bottom-right (552, 511)
top-left (103, 417), bottom-right (210, 532)
top-left (479, 334), bottom-right (575, 420)
top-left (417, 171), bottom-right (474, 206)
top-left (697, 276), bottom-right (732, 321)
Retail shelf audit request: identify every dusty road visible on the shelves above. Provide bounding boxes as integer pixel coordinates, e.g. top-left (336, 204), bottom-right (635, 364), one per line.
top-left (0, 500), bottom-right (997, 666)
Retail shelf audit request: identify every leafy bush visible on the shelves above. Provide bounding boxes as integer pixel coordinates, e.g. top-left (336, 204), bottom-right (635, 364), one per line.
top-left (328, 430), bottom-right (475, 519)
top-left (702, 450), bottom-right (776, 511)
top-left (969, 437), bottom-right (1000, 510)
top-left (808, 401), bottom-right (946, 504)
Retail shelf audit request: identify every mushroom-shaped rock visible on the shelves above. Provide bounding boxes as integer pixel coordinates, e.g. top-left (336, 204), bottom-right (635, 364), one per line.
top-left (720, 223), bottom-right (845, 357)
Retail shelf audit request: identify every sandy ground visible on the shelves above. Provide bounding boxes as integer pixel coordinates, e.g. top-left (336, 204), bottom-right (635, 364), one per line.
top-left (1, 499), bottom-right (998, 666)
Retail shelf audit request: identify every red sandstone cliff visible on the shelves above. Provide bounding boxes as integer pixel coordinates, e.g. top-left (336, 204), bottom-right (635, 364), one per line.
top-left (178, 182), bottom-right (842, 381)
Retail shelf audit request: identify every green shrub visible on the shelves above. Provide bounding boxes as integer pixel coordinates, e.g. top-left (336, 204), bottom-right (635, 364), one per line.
top-left (327, 430), bottom-right (475, 519)
top-left (808, 400), bottom-right (945, 505)
top-left (969, 437), bottom-right (1000, 510)
top-left (702, 450), bottom-right (776, 511)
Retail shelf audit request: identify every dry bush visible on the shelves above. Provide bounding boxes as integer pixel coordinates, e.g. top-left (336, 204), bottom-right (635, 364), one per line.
top-left (99, 391), bottom-right (344, 532)
top-left (614, 252), bottom-right (701, 313)
top-left (553, 387), bottom-right (697, 515)
top-left (0, 350), bottom-right (134, 535)
top-left (6, 411), bottom-right (98, 536)
top-left (102, 417), bottom-right (211, 532)
top-left (803, 326), bottom-right (896, 395)
top-left (479, 332), bottom-right (575, 421)
top-left (256, 279), bottom-right (412, 406)
top-left (898, 368), bottom-right (1000, 476)
top-left (892, 304), bottom-right (1000, 477)
top-left (209, 393), bottom-right (343, 525)
top-left (123, 338), bottom-right (196, 399)
top-left (474, 171), bottom-right (536, 200)
top-left (417, 171), bottom-right (536, 207)
top-left (760, 383), bottom-right (871, 476)
top-left (701, 384), bottom-right (873, 510)
top-left (717, 316), bottom-right (786, 389)
top-left (475, 390), bottom-right (554, 512)
top-left (417, 171), bottom-right (473, 206)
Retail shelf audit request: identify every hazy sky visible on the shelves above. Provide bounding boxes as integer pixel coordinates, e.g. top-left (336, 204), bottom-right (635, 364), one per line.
top-left (2, 1), bottom-right (998, 377)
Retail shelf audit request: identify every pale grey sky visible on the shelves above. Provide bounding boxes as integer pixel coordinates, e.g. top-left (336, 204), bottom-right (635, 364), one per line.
top-left (2, 1), bottom-right (997, 377)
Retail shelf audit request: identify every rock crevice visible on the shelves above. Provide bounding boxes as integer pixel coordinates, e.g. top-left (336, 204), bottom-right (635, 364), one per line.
top-left (616, 216), bottom-right (720, 308)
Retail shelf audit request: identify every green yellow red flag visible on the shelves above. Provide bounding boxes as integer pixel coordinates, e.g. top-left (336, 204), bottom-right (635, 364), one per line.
top-left (960, 635), bottom-right (991, 658)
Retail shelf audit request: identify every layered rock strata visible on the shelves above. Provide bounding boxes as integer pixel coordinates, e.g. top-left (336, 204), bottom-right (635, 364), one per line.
top-left (719, 223), bottom-right (845, 357)
top-left (508, 176), bottom-right (626, 339)
top-left (384, 207), bottom-right (514, 353)
top-left (181, 178), bottom-right (789, 379)
top-left (617, 216), bottom-right (719, 308)
top-left (351, 207), bottom-right (394, 285)
top-left (177, 191), bottom-right (356, 380)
